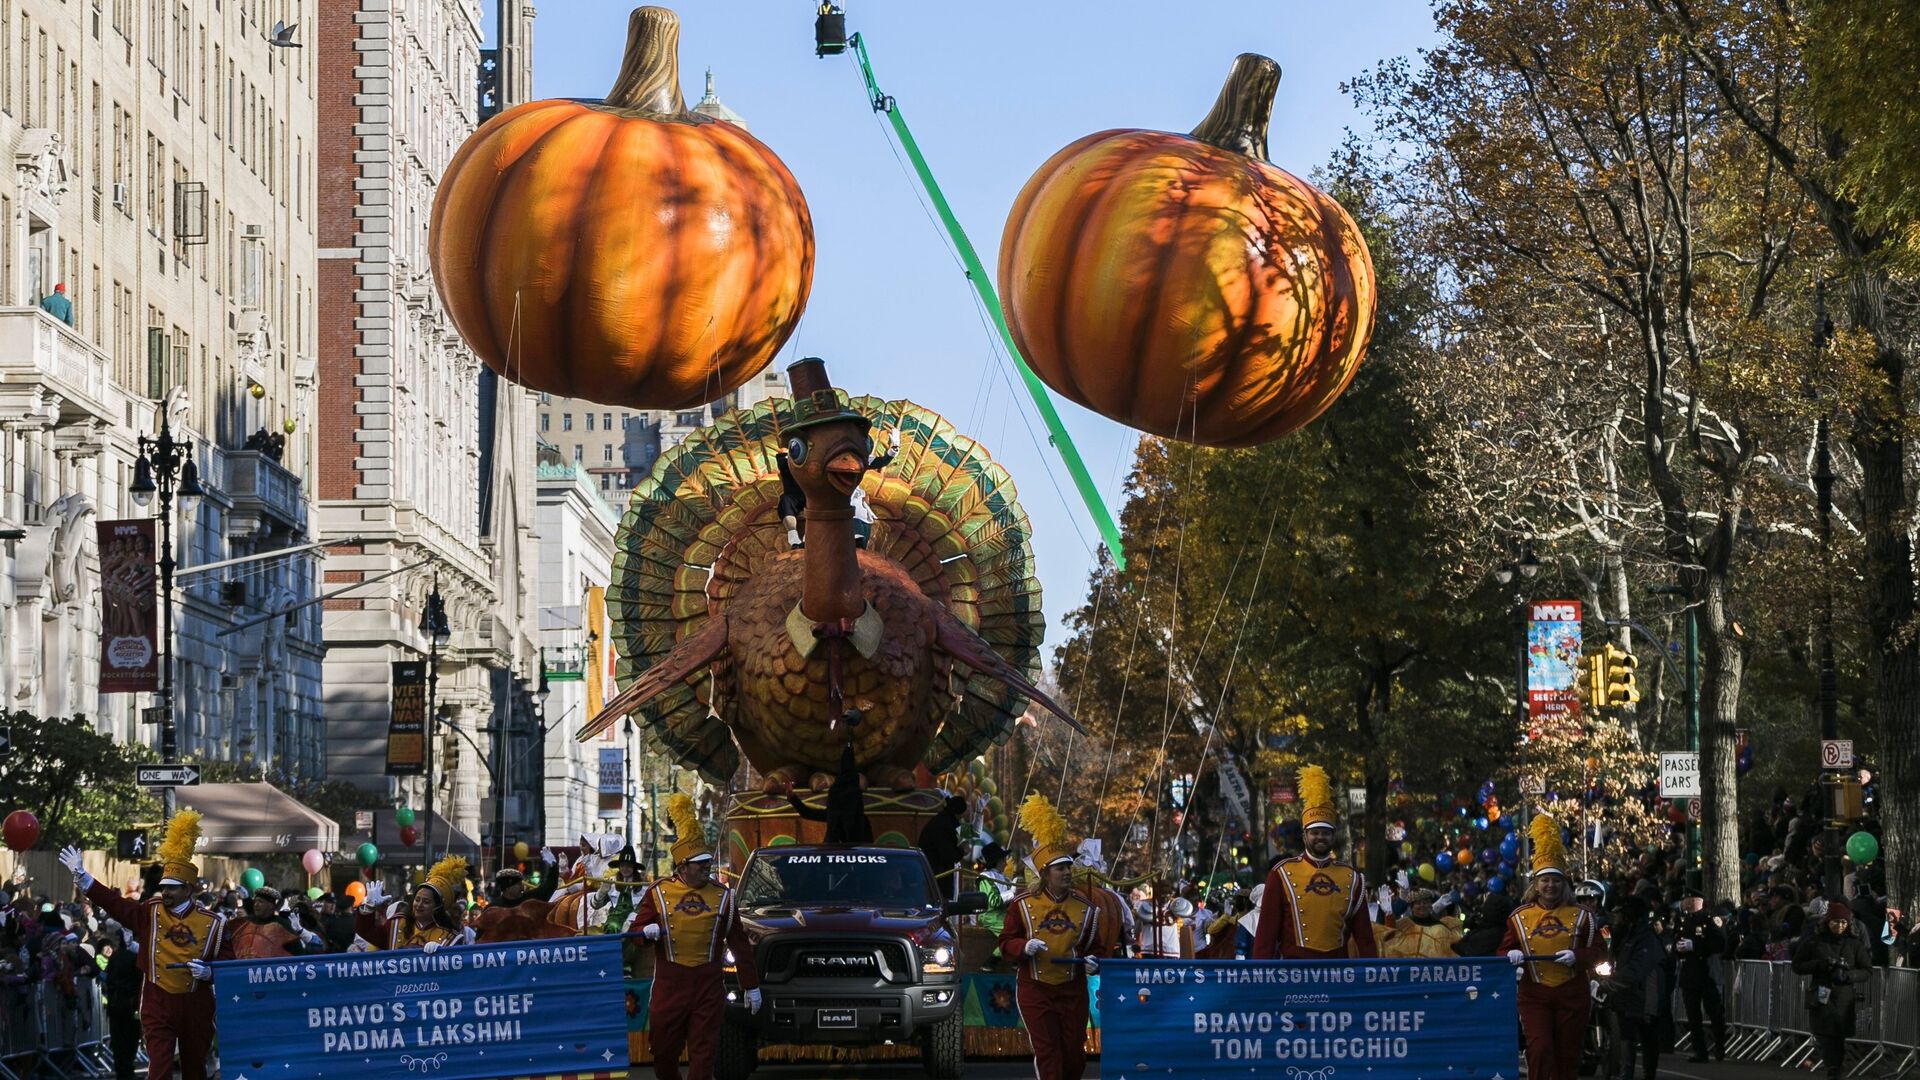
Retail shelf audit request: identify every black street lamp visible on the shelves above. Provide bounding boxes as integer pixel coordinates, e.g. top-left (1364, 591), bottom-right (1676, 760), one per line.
top-left (130, 415), bottom-right (204, 821)
top-left (490, 666), bottom-right (550, 876)
top-left (418, 578), bottom-right (451, 863)
top-left (1493, 541), bottom-right (1540, 869)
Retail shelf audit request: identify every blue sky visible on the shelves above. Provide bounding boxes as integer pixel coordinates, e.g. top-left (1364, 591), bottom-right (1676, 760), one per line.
top-left (526, 1), bottom-right (1440, 658)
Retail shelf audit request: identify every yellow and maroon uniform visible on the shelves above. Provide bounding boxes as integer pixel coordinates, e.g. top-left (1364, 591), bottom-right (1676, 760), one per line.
top-left (1499, 901), bottom-right (1602, 1080)
top-left (1251, 854), bottom-right (1377, 960)
top-left (84, 881), bottom-right (233, 1080)
top-left (998, 888), bottom-right (1104, 1080)
top-left (626, 878), bottom-right (760, 1080)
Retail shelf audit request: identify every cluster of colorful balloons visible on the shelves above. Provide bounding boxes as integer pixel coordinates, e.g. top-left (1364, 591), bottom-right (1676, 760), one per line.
top-left (397, 805), bottom-right (419, 847)
top-left (1407, 781), bottom-right (1521, 893)
top-left (936, 757), bottom-right (1010, 849)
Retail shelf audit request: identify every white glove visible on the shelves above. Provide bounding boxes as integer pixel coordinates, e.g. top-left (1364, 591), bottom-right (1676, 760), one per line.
top-left (58, 847), bottom-right (93, 889)
top-left (1435, 891), bottom-right (1457, 913)
top-left (541, 847), bottom-right (556, 866)
top-left (1023, 939), bottom-right (1049, 957)
top-left (1377, 885), bottom-right (1394, 907)
top-left (1677, 937), bottom-right (1694, 952)
top-left (641, 923), bottom-right (662, 941)
top-left (362, 881), bottom-right (388, 909)
top-left (422, 940), bottom-right (441, 954)
top-left (1506, 949), bottom-right (1525, 966)
top-left (745, 988), bottom-right (762, 1012)
top-left (591, 888), bottom-right (612, 909)
top-left (287, 913), bottom-right (303, 933)
top-left (187, 959), bottom-right (212, 980)
top-left (1553, 949), bottom-right (1577, 966)
top-left (1082, 957), bottom-right (1100, 975)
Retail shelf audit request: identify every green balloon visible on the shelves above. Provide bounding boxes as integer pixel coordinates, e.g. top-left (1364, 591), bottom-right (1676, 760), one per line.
top-left (394, 806), bottom-right (416, 827)
top-left (527, 872), bottom-right (541, 887)
top-left (356, 842), bottom-right (380, 867)
top-left (306, 887), bottom-right (324, 900)
top-left (1846, 831), bottom-right (1879, 864)
top-left (240, 867), bottom-right (265, 891)
top-left (979, 778), bottom-right (998, 798)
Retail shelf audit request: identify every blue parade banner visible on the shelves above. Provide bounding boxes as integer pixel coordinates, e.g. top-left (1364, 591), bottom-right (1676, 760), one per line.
top-left (1100, 958), bottom-right (1516, 1078)
top-left (210, 936), bottom-right (629, 1080)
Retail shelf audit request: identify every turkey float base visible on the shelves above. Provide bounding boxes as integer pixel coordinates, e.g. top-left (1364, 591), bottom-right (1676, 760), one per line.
top-left (579, 358), bottom-right (1081, 793)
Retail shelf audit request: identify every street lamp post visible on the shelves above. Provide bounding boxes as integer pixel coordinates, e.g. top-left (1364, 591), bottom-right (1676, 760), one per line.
top-left (1494, 543), bottom-right (1541, 872)
top-left (418, 579), bottom-right (451, 863)
top-left (129, 415), bottom-right (205, 822)
top-left (493, 667), bottom-right (550, 876)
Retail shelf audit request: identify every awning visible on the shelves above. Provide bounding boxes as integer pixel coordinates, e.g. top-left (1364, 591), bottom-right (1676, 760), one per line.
top-left (343, 811), bottom-right (481, 867)
top-left (174, 783), bottom-right (342, 854)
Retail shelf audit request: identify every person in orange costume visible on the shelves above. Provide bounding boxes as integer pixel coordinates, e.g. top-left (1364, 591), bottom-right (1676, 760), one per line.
top-left (1498, 814), bottom-right (1603, 1080)
top-left (60, 812), bottom-right (234, 1080)
top-left (999, 794), bottom-right (1105, 1080)
top-left (228, 886), bottom-right (323, 958)
top-left (622, 795), bottom-right (761, 1080)
top-left (354, 856), bottom-right (473, 951)
top-left (1252, 764), bottom-right (1377, 960)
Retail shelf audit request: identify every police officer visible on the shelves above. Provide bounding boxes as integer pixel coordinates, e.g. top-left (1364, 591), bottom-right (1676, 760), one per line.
top-left (1674, 889), bottom-right (1727, 1061)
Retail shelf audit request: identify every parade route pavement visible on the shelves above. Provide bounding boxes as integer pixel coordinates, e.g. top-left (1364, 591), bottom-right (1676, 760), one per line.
top-left (741, 1054), bottom-right (1851, 1078)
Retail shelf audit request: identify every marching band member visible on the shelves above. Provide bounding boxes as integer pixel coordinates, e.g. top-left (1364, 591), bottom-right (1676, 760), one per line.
top-left (60, 812), bottom-right (233, 1080)
top-left (623, 795), bottom-right (761, 1080)
top-left (1500, 814), bottom-right (1602, 1080)
top-left (354, 856), bottom-right (472, 951)
top-left (1252, 765), bottom-right (1377, 960)
top-left (1000, 794), bottom-right (1105, 1080)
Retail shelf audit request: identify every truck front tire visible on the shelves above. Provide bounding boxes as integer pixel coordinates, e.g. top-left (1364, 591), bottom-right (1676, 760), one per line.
top-left (920, 1010), bottom-right (964, 1078)
top-left (715, 1015), bottom-right (758, 1080)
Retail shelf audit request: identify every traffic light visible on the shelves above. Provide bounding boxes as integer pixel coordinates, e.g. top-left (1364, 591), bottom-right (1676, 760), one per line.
top-left (1603, 644), bottom-right (1640, 707)
top-left (1582, 653), bottom-right (1608, 707)
top-left (117, 829), bottom-right (150, 860)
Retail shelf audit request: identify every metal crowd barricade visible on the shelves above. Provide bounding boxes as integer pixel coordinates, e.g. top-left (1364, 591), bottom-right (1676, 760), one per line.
top-left (0, 979), bottom-right (115, 1080)
top-left (1872, 966), bottom-right (1918, 1079)
top-left (1725, 959), bottom-right (1779, 1061)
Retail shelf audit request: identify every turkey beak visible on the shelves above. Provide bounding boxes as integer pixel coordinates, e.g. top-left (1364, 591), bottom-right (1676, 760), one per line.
top-left (825, 449), bottom-right (866, 496)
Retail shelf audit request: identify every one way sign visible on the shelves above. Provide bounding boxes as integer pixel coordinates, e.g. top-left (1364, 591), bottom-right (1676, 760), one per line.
top-left (135, 764), bottom-right (202, 787)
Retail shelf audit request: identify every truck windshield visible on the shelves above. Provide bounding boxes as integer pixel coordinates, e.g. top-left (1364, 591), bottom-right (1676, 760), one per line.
top-left (739, 851), bottom-right (938, 909)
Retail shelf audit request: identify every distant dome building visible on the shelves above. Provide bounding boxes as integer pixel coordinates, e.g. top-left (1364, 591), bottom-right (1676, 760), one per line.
top-left (691, 70), bottom-right (747, 130)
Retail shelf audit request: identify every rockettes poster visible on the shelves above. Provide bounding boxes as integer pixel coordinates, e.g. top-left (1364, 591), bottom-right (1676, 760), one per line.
top-left (1526, 600), bottom-right (1582, 723)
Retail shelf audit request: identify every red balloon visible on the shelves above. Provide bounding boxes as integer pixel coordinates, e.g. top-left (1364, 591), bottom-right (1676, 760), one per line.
top-left (399, 825), bottom-right (419, 847)
top-left (3, 810), bottom-right (41, 852)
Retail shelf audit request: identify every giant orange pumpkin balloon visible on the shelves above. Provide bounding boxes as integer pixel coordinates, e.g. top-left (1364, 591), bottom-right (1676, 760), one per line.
top-left (998, 55), bottom-right (1375, 448)
top-left (429, 7), bottom-right (813, 409)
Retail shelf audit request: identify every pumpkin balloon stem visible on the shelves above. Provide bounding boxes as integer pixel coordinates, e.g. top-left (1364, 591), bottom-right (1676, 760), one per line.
top-left (1189, 53), bottom-right (1281, 162)
top-left (604, 6), bottom-right (690, 116)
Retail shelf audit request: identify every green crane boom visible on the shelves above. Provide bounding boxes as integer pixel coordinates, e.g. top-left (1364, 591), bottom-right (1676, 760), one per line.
top-left (845, 31), bottom-right (1126, 570)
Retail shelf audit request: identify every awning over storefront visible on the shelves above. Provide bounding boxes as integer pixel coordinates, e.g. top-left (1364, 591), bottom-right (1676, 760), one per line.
top-left (174, 783), bottom-right (341, 854)
top-left (343, 811), bottom-right (481, 867)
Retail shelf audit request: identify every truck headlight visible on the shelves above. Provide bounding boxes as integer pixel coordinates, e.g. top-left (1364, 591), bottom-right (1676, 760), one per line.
top-left (922, 945), bottom-right (954, 974)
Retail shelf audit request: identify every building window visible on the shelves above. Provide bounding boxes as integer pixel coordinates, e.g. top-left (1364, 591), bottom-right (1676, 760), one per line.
top-left (585, 412), bottom-right (594, 431)
top-left (603, 412), bottom-right (612, 429)
top-left (677, 411), bottom-right (702, 427)
top-left (600, 474), bottom-right (610, 491)
top-left (539, 412), bottom-right (549, 432)
top-left (602, 445), bottom-right (613, 463)
top-left (562, 413), bottom-right (572, 431)
top-left (621, 412), bottom-right (632, 429)
top-left (573, 445), bottom-right (582, 462)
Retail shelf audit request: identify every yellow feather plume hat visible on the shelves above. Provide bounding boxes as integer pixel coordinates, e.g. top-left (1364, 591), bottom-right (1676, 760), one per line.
top-left (156, 810), bottom-right (202, 886)
top-left (1018, 793), bottom-right (1075, 870)
top-left (422, 855), bottom-right (468, 905)
top-left (1529, 812), bottom-right (1568, 877)
top-left (667, 793), bottom-right (711, 865)
top-left (1298, 764), bottom-right (1338, 830)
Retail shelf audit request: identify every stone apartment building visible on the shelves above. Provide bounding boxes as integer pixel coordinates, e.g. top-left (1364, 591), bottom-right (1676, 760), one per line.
top-left (316, 0), bottom-right (546, 856)
top-left (0, 0), bottom-right (325, 775)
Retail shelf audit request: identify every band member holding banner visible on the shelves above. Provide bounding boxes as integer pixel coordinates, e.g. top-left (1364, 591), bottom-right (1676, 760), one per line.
top-left (1002, 794), bottom-right (1104, 1080)
top-left (355, 856), bottom-right (473, 951)
top-left (60, 812), bottom-right (234, 1080)
top-left (229, 886), bottom-right (324, 958)
top-left (625, 795), bottom-right (761, 1080)
top-left (1501, 813), bottom-right (1602, 1080)
top-left (1252, 765), bottom-right (1377, 960)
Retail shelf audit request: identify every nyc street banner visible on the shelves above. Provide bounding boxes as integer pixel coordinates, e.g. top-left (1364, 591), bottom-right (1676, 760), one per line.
top-left (1100, 958), bottom-right (1515, 1078)
top-left (385, 660), bottom-right (427, 775)
top-left (96, 519), bottom-right (158, 693)
top-left (212, 936), bottom-right (628, 1080)
top-left (1526, 599), bottom-right (1583, 725)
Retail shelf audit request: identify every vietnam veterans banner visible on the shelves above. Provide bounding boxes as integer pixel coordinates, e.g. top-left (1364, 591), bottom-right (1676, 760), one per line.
top-left (386, 659), bottom-right (427, 775)
top-left (96, 519), bottom-right (158, 693)
top-left (1100, 958), bottom-right (1514, 1078)
top-left (211, 936), bottom-right (628, 1080)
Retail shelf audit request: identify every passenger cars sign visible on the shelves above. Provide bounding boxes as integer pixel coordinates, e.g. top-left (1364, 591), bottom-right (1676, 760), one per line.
top-left (1659, 752), bottom-right (1701, 798)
